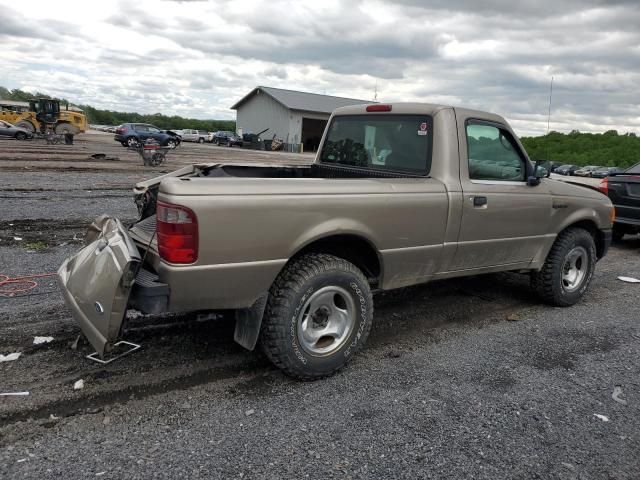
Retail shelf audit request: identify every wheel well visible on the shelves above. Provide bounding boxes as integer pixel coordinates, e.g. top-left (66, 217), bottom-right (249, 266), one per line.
top-left (562, 220), bottom-right (606, 259)
top-left (293, 235), bottom-right (381, 282)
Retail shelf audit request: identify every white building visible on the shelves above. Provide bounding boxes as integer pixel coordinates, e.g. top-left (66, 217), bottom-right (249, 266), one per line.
top-left (231, 86), bottom-right (371, 152)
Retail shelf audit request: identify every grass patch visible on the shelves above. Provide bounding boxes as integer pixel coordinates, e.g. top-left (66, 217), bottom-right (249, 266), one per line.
top-left (25, 241), bottom-right (47, 251)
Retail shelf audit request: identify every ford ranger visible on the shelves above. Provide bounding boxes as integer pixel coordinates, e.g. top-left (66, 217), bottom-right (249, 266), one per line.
top-left (58, 103), bottom-right (614, 379)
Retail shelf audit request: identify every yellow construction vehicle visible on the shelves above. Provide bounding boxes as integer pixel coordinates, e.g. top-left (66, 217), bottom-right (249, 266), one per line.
top-left (0, 98), bottom-right (88, 135)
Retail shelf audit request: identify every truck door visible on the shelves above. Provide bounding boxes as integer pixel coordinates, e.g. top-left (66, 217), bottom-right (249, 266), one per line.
top-left (450, 119), bottom-right (551, 270)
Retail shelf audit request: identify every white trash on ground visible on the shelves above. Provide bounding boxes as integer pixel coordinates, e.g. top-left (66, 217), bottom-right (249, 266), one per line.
top-left (617, 276), bottom-right (640, 283)
top-left (33, 336), bottom-right (54, 345)
top-left (0, 392), bottom-right (29, 396)
top-left (0, 352), bottom-right (21, 362)
top-left (73, 379), bottom-right (84, 390)
top-left (612, 386), bottom-right (628, 405)
top-left (593, 414), bottom-right (610, 422)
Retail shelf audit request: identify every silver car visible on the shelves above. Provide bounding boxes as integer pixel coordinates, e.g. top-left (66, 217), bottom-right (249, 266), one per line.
top-left (0, 120), bottom-right (32, 140)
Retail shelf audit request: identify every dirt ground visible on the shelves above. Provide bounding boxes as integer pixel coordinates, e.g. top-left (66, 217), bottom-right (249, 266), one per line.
top-left (1, 133), bottom-right (639, 479)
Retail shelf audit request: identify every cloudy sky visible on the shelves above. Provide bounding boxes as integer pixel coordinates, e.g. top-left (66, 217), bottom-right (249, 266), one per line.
top-left (0, 0), bottom-right (638, 136)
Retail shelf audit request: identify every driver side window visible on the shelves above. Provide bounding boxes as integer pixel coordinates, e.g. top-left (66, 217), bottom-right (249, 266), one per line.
top-left (467, 123), bottom-right (525, 181)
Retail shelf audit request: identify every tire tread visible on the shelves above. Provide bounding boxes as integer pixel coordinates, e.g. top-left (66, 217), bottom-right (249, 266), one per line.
top-left (260, 253), bottom-right (373, 380)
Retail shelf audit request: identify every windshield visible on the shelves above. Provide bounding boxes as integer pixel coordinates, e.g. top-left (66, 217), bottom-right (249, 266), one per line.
top-left (319, 115), bottom-right (433, 175)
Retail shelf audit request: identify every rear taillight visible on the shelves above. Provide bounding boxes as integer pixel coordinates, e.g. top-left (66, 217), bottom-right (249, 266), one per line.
top-left (115, 127), bottom-right (125, 134)
top-left (597, 177), bottom-right (608, 195)
top-left (156, 201), bottom-right (198, 264)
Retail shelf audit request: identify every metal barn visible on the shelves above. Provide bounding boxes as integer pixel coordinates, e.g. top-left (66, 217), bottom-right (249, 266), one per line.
top-left (231, 86), bottom-right (371, 152)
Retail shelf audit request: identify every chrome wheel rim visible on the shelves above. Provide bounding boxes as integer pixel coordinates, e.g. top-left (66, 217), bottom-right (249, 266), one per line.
top-left (296, 286), bottom-right (356, 356)
top-left (562, 246), bottom-right (588, 292)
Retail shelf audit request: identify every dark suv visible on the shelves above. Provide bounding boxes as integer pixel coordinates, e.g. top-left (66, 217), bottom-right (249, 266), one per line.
top-left (114, 123), bottom-right (181, 148)
top-left (210, 131), bottom-right (236, 145)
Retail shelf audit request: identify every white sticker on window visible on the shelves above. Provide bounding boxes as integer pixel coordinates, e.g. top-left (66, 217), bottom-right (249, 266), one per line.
top-left (417, 122), bottom-right (428, 135)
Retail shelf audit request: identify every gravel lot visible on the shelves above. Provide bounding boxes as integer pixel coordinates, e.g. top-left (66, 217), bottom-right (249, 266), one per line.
top-left (1, 134), bottom-right (638, 479)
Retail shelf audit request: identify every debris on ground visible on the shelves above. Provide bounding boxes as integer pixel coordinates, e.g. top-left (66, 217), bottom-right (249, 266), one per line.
top-left (73, 379), bottom-right (85, 390)
top-left (0, 392), bottom-right (29, 396)
top-left (33, 336), bottom-right (54, 345)
top-left (617, 276), bottom-right (640, 283)
top-left (70, 334), bottom-right (81, 351)
top-left (13, 237), bottom-right (22, 241)
top-left (506, 313), bottom-right (520, 322)
top-left (245, 409), bottom-right (255, 416)
top-left (89, 153), bottom-right (120, 161)
top-left (0, 352), bottom-right (21, 362)
top-left (612, 386), bottom-right (628, 405)
top-left (593, 414), bottom-right (610, 422)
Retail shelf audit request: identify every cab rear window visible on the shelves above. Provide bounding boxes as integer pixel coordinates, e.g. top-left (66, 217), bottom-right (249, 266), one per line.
top-left (319, 115), bottom-right (433, 175)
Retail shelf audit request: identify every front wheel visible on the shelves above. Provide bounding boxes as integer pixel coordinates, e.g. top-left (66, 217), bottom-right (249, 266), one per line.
top-left (15, 132), bottom-right (26, 140)
top-left (260, 253), bottom-right (373, 379)
top-left (165, 139), bottom-right (177, 148)
top-left (531, 227), bottom-right (596, 307)
top-left (126, 136), bottom-right (138, 147)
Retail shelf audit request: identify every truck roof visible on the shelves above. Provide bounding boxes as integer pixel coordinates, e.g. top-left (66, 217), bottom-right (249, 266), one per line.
top-left (333, 102), bottom-right (508, 126)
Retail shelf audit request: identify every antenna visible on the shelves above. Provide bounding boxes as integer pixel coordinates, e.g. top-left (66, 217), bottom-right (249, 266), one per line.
top-left (545, 76), bottom-right (554, 164)
top-left (373, 81), bottom-right (378, 102)
top-left (546, 76), bottom-right (554, 135)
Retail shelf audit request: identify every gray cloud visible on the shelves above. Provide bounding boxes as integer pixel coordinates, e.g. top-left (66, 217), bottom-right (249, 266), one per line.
top-left (0, 0), bottom-right (638, 135)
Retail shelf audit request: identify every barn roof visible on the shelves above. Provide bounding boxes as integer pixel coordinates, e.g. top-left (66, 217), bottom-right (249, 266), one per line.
top-left (231, 86), bottom-right (372, 114)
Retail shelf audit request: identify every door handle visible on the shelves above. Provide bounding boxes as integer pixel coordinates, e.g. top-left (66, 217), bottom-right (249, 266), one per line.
top-left (472, 196), bottom-right (487, 207)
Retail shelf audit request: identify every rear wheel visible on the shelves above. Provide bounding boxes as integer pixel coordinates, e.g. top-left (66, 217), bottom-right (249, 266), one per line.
top-left (260, 253), bottom-right (373, 379)
top-left (531, 227), bottom-right (596, 306)
top-left (198, 137), bottom-right (204, 143)
top-left (55, 123), bottom-right (78, 135)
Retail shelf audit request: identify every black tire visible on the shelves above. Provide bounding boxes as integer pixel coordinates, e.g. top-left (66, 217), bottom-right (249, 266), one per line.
top-left (126, 136), bottom-right (138, 147)
top-left (15, 132), bottom-right (26, 140)
top-left (260, 253), bottom-right (373, 379)
top-left (121, 141), bottom-right (128, 147)
top-left (198, 137), bottom-right (204, 143)
top-left (164, 139), bottom-right (177, 148)
top-left (531, 227), bottom-right (597, 307)
top-left (227, 140), bottom-right (232, 147)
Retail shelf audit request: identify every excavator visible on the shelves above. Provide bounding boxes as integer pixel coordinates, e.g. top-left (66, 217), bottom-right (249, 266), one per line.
top-left (0, 98), bottom-right (88, 135)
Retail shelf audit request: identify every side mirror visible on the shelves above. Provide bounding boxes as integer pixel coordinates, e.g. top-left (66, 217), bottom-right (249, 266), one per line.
top-left (527, 176), bottom-right (541, 186)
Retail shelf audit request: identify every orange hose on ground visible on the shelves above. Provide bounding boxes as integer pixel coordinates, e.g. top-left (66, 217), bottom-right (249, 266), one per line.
top-left (0, 273), bottom-right (57, 297)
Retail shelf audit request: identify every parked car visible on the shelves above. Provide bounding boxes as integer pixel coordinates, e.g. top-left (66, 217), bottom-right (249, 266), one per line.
top-left (598, 162), bottom-right (640, 240)
top-left (0, 120), bottom-right (33, 140)
top-left (114, 123), bottom-right (181, 148)
top-left (591, 166), bottom-right (624, 178)
top-left (59, 103), bottom-right (614, 379)
top-left (210, 131), bottom-right (236, 145)
top-left (226, 133), bottom-right (243, 147)
top-left (180, 129), bottom-right (208, 143)
top-left (574, 165), bottom-right (601, 177)
top-left (555, 164), bottom-right (580, 176)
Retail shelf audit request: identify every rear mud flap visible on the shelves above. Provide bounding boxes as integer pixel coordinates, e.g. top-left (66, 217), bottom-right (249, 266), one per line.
top-left (57, 217), bottom-right (141, 356)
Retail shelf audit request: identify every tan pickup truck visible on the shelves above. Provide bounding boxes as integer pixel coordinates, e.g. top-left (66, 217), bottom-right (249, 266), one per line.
top-left (58, 103), bottom-right (614, 378)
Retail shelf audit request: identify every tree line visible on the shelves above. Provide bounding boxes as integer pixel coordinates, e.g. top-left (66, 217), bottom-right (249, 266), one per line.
top-left (520, 130), bottom-right (639, 169)
top-left (0, 87), bottom-right (235, 132)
